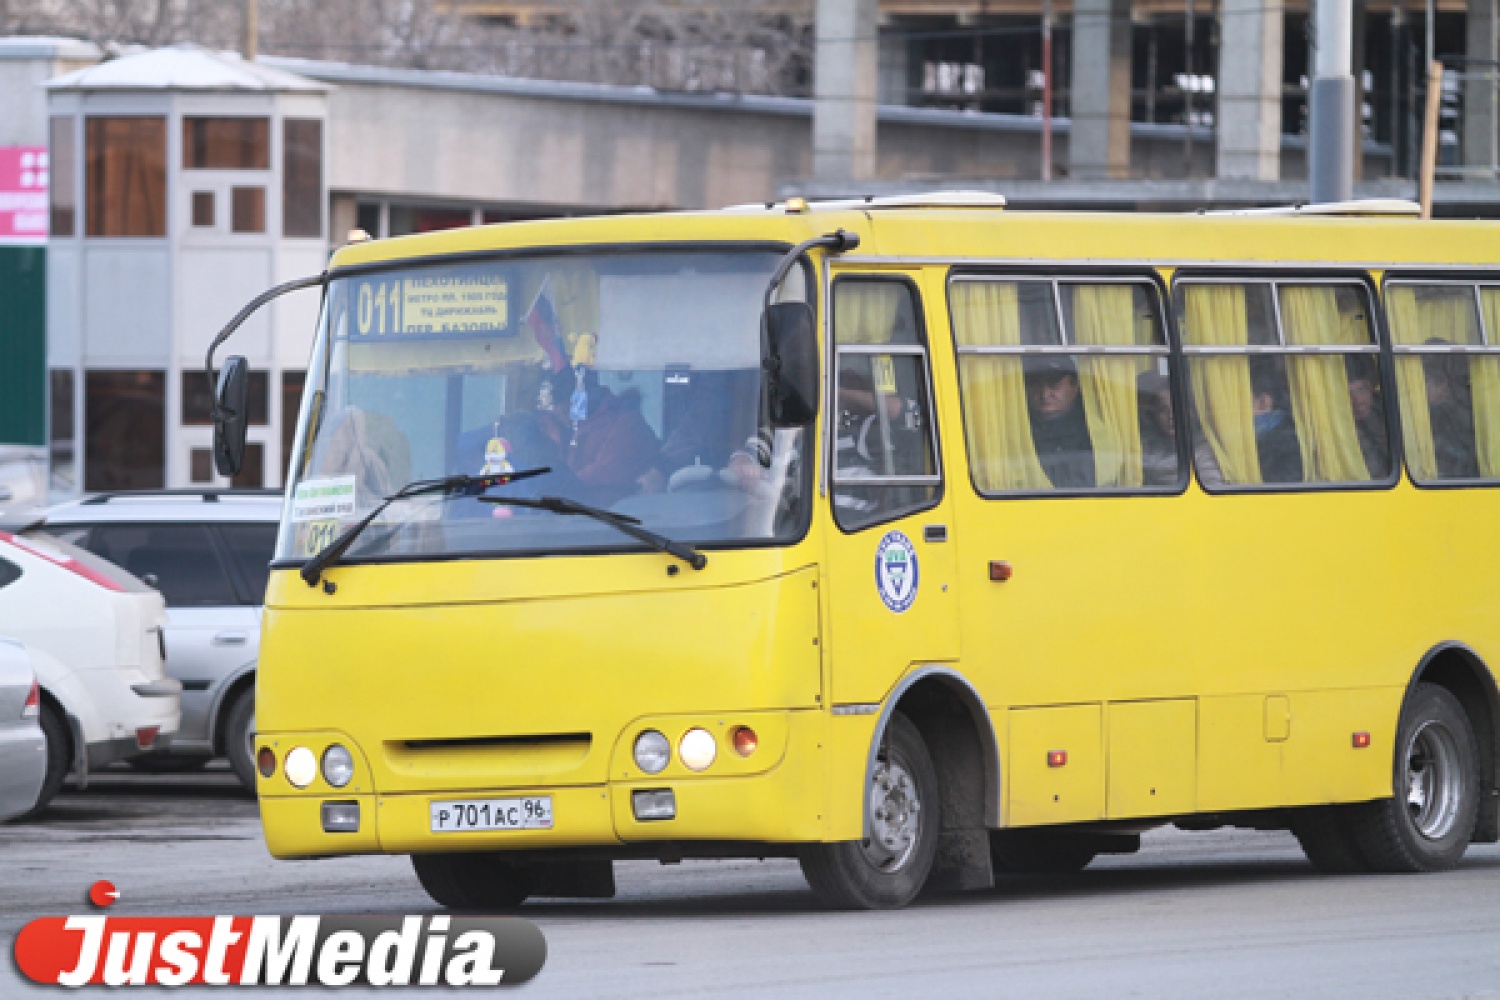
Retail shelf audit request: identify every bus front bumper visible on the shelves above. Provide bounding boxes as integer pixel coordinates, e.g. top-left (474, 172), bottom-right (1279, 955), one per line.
top-left (259, 715), bottom-right (831, 860)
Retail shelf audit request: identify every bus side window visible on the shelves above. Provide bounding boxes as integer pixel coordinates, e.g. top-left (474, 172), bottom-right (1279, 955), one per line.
top-left (1387, 282), bottom-right (1497, 482)
top-left (831, 279), bottom-right (941, 531)
top-left (950, 277), bottom-right (1175, 494)
top-left (1179, 280), bottom-right (1387, 488)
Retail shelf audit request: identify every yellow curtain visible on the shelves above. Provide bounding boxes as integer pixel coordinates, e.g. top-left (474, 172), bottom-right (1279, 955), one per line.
top-left (1181, 286), bottom-right (1261, 484)
top-left (1475, 290), bottom-right (1500, 477)
top-left (836, 282), bottom-right (903, 345)
top-left (1279, 286), bottom-right (1370, 482)
top-left (1386, 286), bottom-right (1439, 480)
top-left (1071, 285), bottom-right (1147, 487)
top-left (951, 282), bottom-right (1052, 490)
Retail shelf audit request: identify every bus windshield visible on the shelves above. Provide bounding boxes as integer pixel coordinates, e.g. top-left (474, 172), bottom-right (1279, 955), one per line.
top-left (276, 249), bottom-right (810, 565)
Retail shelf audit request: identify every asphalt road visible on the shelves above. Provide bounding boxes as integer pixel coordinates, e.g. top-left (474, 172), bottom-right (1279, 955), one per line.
top-left (3, 768), bottom-right (1500, 999)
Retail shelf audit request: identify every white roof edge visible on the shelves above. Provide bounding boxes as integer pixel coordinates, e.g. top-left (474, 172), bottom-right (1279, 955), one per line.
top-left (44, 43), bottom-right (328, 93)
top-left (1205, 198), bottom-right (1423, 218)
top-left (0, 35), bottom-right (102, 61)
top-left (723, 190), bottom-right (1008, 213)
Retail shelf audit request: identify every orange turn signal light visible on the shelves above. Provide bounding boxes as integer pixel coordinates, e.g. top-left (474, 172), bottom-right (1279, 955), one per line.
top-left (731, 726), bottom-right (759, 757)
top-left (1047, 750), bottom-right (1067, 768)
top-left (990, 560), bottom-right (1013, 582)
top-left (1352, 731), bottom-right (1371, 749)
top-left (257, 747), bottom-right (277, 778)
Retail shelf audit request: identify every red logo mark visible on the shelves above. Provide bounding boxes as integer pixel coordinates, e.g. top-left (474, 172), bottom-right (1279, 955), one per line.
top-left (88, 881), bottom-right (119, 908)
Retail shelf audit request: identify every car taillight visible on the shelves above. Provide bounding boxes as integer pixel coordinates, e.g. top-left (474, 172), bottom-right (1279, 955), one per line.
top-left (0, 531), bottom-right (123, 592)
top-left (21, 677), bottom-right (39, 719)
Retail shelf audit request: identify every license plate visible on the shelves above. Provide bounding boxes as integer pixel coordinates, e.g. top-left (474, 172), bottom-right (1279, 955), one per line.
top-left (430, 797), bottom-right (553, 833)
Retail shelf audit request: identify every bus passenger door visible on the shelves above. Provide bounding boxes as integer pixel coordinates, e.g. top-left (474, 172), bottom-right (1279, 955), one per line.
top-left (822, 273), bottom-right (960, 708)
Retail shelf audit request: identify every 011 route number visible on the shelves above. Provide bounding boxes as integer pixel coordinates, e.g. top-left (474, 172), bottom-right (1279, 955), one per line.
top-left (430, 796), bottom-right (553, 833)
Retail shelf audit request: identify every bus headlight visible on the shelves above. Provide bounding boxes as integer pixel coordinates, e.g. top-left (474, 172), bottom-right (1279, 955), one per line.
top-left (284, 746), bottom-right (317, 788)
top-left (678, 728), bottom-right (717, 772)
top-left (634, 730), bottom-right (670, 774)
top-left (322, 744), bottom-right (354, 788)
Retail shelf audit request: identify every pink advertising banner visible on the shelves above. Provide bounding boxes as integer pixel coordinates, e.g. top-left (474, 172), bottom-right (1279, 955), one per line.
top-left (0, 146), bottom-right (48, 243)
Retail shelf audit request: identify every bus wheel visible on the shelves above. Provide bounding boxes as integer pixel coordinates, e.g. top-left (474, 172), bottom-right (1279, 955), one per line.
top-left (411, 853), bottom-right (535, 910)
top-left (989, 829), bottom-right (1098, 875)
top-left (1348, 683), bottom-right (1480, 873)
top-left (1290, 806), bottom-right (1368, 873)
top-left (799, 713), bottom-right (939, 910)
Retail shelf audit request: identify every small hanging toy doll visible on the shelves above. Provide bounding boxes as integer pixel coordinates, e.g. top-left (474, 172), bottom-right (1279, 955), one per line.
top-left (480, 423), bottom-right (514, 476)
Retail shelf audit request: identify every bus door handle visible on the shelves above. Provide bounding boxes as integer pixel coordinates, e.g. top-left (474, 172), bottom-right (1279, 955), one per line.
top-left (212, 631), bottom-right (249, 646)
top-left (924, 524), bottom-right (948, 543)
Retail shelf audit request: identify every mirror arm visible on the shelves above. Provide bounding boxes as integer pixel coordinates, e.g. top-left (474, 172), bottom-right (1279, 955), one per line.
top-left (761, 229), bottom-right (861, 314)
top-left (204, 272), bottom-right (326, 421)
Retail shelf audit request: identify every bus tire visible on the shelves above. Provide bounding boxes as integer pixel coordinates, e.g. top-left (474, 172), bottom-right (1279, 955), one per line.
top-left (1347, 683), bottom-right (1480, 873)
top-left (1290, 806), bottom-right (1369, 873)
top-left (411, 853), bottom-right (534, 910)
top-left (798, 713), bottom-right (939, 910)
top-left (989, 829), bottom-right (1098, 875)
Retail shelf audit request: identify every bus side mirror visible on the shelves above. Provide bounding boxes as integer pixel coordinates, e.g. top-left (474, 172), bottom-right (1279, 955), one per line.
top-left (765, 302), bottom-right (819, 428)
top-left (213, 356), bottom-right (250, 477)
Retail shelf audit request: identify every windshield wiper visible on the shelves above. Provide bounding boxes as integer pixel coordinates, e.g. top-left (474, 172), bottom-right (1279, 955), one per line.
top-left (301, 468), bottom-right (550, 587)
top-left (480, 493), bottom-right (708, 571)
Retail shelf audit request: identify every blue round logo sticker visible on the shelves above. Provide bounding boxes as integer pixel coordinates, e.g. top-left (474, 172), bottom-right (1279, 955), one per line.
top-left (874, 530), bottom-right (919, 613)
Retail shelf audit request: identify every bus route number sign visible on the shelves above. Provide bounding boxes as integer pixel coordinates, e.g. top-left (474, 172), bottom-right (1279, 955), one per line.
top-left (352, 272), bottom-right (509, 340)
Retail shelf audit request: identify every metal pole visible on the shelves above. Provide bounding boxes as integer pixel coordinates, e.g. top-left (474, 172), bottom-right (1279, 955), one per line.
top-left (1309, 0), bottom-right (1356, 202)
top-left (1425, 0), bottom-right (1435, 73)
top-left (1390, 3), bottom-right (1403, 177)
top-left (1043, 0), bottom-right (1054, 180)
top-left (1419, 60), bottom-right (1444, 217)
top-left (1184, 0), bottom-right (1195, 176)
top-left (244, 0), bottom-right (258, 61)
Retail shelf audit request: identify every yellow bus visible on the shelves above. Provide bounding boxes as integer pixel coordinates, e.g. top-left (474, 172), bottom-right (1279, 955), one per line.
top-left (218, 195), bottom-right (1500, 910)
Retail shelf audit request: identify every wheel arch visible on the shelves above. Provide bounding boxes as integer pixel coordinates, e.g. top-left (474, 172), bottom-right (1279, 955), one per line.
top-left (863, 666), bottom-right (1000, 837)
top-left (1407, 641), bottom-right (1500, 843)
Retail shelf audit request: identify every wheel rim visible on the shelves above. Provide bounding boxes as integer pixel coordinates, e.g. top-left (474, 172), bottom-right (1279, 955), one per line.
top-left (862, 756), bottom-right (922, 872)
top-left (1406, 719), bottom-right (1463, 841)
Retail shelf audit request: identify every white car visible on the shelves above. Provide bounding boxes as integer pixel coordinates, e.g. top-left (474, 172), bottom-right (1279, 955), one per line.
top-left (0, 524), bottom-right (180, 814)
top-left (0, 638), bottom-right (45, 821)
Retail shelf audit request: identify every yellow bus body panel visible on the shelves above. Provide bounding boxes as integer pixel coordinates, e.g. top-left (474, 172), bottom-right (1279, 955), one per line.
top-left (258, 205), bottom-right (1500, 861)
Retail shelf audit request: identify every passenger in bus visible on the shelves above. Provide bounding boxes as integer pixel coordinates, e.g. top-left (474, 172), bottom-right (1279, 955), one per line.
top-left (1345, 356), bottom-right (1391, 479)
top-left (1139, 371), bottom-right (1221, 487)
top-left (567, 369), bottom-right (662, 504)
top-left (1422, 339), bottom-right (1480, 478)
top-left (1024, 356), bottom-right (1094, 489)
top-left (1250, 361), bottom-right (1304, 483)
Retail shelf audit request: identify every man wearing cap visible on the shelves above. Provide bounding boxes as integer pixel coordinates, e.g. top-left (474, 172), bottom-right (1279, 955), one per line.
top-left (1025, 356), bottom-right (1095, 489)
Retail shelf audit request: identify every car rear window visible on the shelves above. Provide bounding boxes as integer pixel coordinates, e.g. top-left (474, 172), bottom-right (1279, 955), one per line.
top-left (219, 523), bottom-right (278, 604)
top-left (85, 524), bottom-right (237, 607)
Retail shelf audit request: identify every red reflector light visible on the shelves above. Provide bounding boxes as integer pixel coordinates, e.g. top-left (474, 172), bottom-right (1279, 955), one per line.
top-left (1352, 731), bottom-right (1371, 748)
top-left (257, 747), bottom-right (277, 778)
top-left (989, 560), bottom-right (1013, 582)
top-left (22, 677), bottom-right (39, 719)
top-left (1047, 750), bottom-right (1067, 768)
top-left (134, 726), bottom-right (159, 751)
top-left (731, 726), bottom-right (759, 757)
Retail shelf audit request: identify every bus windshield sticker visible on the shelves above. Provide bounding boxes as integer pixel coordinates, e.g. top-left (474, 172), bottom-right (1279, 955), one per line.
top-left (350, 271), bottom-right (510, 340)
top-left (875, 530), bottom-right (919, 613)
top-left (291, 476), bottom-right (357, 522)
